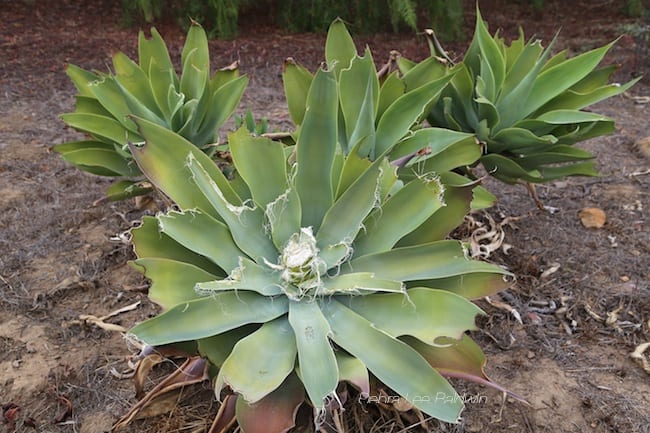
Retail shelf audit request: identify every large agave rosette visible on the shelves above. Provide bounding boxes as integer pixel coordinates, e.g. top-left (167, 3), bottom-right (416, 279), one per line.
top-left (127, 51), bottom-right (511, 432)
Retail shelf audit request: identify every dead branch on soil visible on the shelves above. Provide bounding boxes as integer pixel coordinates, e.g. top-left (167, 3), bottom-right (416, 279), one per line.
top-left (630, 342), bottom-right (650, 374)
top-left (67, 301), bottom-right (141, 333)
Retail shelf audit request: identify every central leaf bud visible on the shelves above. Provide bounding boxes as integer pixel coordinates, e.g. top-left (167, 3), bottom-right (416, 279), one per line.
top-left (273, 227), bottom-right (326, 300)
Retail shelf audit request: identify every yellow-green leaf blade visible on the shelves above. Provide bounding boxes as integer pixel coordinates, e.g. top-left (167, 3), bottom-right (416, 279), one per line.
top-left (295, 68), bottom-right (338, 230)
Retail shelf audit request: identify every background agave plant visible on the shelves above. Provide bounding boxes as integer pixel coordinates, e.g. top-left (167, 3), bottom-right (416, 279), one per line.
top-left (126, 61), bottom-right (513, 430)
top-left (399, 9), bottom-right (640, 186)
top-left (283, 18), bottom-right (497, 210)
top-left (55, 22), bottom-right (248, 201)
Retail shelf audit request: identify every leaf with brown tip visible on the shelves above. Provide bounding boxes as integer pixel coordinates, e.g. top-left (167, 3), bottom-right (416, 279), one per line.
top-left (235, 374), bottom-right (305, 433)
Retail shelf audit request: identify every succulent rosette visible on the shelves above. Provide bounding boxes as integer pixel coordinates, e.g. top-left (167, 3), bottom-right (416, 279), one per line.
top-left (127, 49), bottom-right (511, 429)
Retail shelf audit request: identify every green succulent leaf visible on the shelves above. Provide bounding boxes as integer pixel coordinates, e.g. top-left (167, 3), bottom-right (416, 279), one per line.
top-left (537, 76), bottom-right (640, 113)
top-left (516, 145), bottom-right (594, 169)
top-left (113, 51), bottom-right (162, 119)
top-left (216, 317), bottom-right (297, 403)
top-left (72, 95), bottom-right (113, 118)
top-left (343, 288), bottom-right (483, 343)
top-left (325, 18), bottom-right (357, 76)
top-left (288, 301), bottom-right (338, 411)
top-left (282, 58), bottom-right (313, 126)
top-left (317, 162), bottom-right (384, 260)
top-left (103, 179), bottom-right (153, 201)
top-left (229, 128), bottom-right (290, 209)
top-left (138, 27), bottom-right (176, 84)
top-left (475, 11), bottom-right (505, 99)
top-left (375, 74), bottom-right (454, 156)
top-left (521, 41), bottom-right (616, 118)
top-left (489, 127), bottom-right (557, 154)
top-left (418, 271), bottom-right (511, 299)
top-left (131, 216), bottom-right (223, 275)
top-left (157, 210), bottom-right (242, 272)
top-left (406, 334), bottom-right (487, 382)
top-left (321, 272), bottom-right (404, 295)
top-left (354, 175), bottom-right (445, 257)
top-left (396, 181), bottom-right (473, 246)
top-left (196, 258), bottom-right (284, 297)
top-left (323, 300), bottom-right (463, 423)
top-left (131, 258), bottom-right (217, 308)
top-left (480, 153), bottom-right (543, 184)
top-left (87, 77), bottom-right (141, 132)
top-left (339, 51), bottom-right (378, 157)
top-left (389, 127), bottom-right (476, 161)
top-left (186, 151), bottom-right (277, 264)
top-left (129, 116), bottom-right (240, 216)
top-left (401, 56), bottom-right (448, 91)
top-left (60, 112), bottom-right (139, 145)
top-left (65, 64), bottom-right (100, 96)
top-left (335, 352), bottom-right (370, 395)
top-left (377, 71), bottom-right (405, 119)
top-left (349, 240), bottom-right (504, 281)
top-left (295, 68), bottom-right (338, 231)
top-left (194, 75), bottom-right (248, 146)
top-left (538, 161), bottom-right (599, 180)
top-left (53, 140), bottom-right (139, 177)
top-left (198, 325), bottom-right (259, 368)
top-left (131, 292), bottom-right (289, 346)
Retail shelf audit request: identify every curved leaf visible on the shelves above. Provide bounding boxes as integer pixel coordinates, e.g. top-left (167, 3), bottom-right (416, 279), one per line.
top-left (65, 64), bottom-right (99, 96)
top-left (325, 18), bottom-right (357, 76)
top-left (55, 143), bottom-right (139, 177)
top-left (323, 300), bottom-right (463, 423)
top-left (157, 210), bottom-right (243, 272)
top-left (195, 75), bottom-right (248, 145)
top-left (61, 112), bottom-right (138, 145)
top-left (375, 74), bottom-right (454, 156)
top-left (282, 58), bottom-right (313, 126)
top-left (186, 153), bottom-right (277, 264)
top-left (229, 129), bottom-right (289, 209)
top-left (130, 292), bottom-right (289, 346)
top-left (348, 240), bottom-right (507, 281)
top-left (217, 317), bottom-right (296, 403)
top-left (354, 176), bottom-right (445, 257)
top-left (288, 302), bottom-right (338, 411)
top-left (129, 116), bottom-right (240, 216)
top-left (131, 216), bottom-right (223, 275)
top-left (196, 258), bottom-right (284, 297)
top-left (413, 271), bottom-right (512, 299)
top-left (396, 181), bottom-right (474, 246)
top-left (131, 258), bottom-right (218, 309)
top-left (342, 288), bottom-right (482, 343)
top-left (235, 374), bottom-right (305, 433)
top-left (198, 325), bottom-right (259, 368)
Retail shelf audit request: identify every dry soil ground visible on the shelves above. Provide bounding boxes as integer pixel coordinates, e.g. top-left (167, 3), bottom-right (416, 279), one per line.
top-left (1, 1), bottom-right (649, 432)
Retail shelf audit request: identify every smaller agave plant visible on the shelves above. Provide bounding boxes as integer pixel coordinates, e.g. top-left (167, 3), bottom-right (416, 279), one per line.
top-left (56, 22), bottom-right (247, 201)
top-left (399, 8), bottom-right (640, 186)
top-left (124, 51), bottom-right (515, 430)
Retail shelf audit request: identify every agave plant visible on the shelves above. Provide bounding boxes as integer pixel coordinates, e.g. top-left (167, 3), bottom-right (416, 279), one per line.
top-left (56, 22), bottom-right (248, 201)
top-left (399, 9), bottom-right (640, 186)
top-left (283, 18), bottom-right (497, 210)
top-left (125, 52), bottom-right (514, 430)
